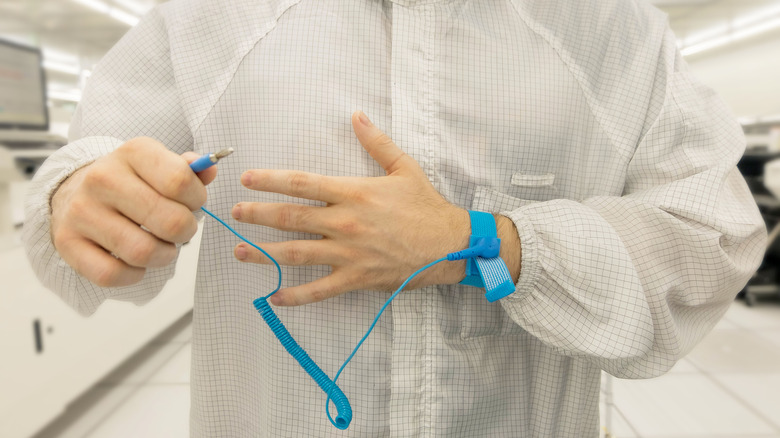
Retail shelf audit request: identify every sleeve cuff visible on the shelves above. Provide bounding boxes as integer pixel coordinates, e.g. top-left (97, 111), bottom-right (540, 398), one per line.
top-left (32, 136), bottom-right (125, 219)
top-left (498, 208), bottom-right (542, 304)
top-left (22, 136), bottom-right (126, 315)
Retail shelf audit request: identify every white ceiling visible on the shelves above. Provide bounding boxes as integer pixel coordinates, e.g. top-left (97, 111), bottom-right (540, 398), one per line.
top-left (0, 0), bottom-right (161, 63)
top-left (1, 0), bottom-right (778, 75)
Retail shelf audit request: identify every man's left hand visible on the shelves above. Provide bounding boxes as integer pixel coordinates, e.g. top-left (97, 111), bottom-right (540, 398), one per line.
top-left (231, 111), bottom-right (470, 306)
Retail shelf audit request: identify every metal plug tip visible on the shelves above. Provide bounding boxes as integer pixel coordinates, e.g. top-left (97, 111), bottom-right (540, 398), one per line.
top-left (214, 147), bottom-right (235, 160)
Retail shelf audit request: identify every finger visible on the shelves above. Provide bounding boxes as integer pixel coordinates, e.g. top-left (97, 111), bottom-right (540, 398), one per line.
top-left (55, 230), bottom-right (146, 287)
top-left (234, 239), bottom-right (342, 266)
top-left (351, 111), bottom-right (420, 176)
top-left (232, 202), bottom-right (330, 235)
top-left (269, 271), bottom-right (351, 306)
top-left (73, 206), bottom-right (178, 268)
top-left (241, 169), bottom-right (343, 203)
top-left (92, 172), bottom-right (198, 244)
top-left (117, 137), bottom-right (207, 211)
top-left (182, 151), bottom-right (217, 186)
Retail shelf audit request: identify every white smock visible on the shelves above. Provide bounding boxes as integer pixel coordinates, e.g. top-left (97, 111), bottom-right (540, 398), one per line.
top-left (23, 0), bottom-right (767, 436)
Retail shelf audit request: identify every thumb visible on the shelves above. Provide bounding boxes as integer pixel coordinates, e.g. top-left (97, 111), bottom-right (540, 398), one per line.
top-left (351, 111), bottom-right (418, 175)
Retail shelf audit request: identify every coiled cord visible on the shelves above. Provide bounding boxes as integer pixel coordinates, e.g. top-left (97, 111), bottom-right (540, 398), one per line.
top-left (254, 297), bottom-right (352, 429)
top-left (201, 206), bottom-right (488, 430)
top-left (201, 206), bottom-right (356, 428)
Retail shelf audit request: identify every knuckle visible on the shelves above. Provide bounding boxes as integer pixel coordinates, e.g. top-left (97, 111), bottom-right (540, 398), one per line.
top-left (118, 138), bottom-right (141, 154)
top-left (82, 165), bottom-right (113, 189)
top-left (288, 172), bottom-right (309, 194)
top-left (335, 219), bottom-right (361, 236)
top-left (93, 265), bottom-right (122, 288)
top-left (276, 205), bottom-right (298, 230)
top-left (283, 244), bottom-right (307, 265)
top-left (123, 136), bottom-right (160, 152)
top-left (125, 239), bottom-right (156, 266)
top-left (347, 188), bottom-right (367, 204)
top-left (309, 288), bottom-right (326, 304)
top-left (341, 246), bottom-right (364, 266)
top-left (165, 168), bottom-right (192, 200)
top-left (368, 132), bottom-right (385, 145)
top-left (53, 229), bottom-right (75, 253)
top-left (162, 212), bottom-right (196, 241)
top-left (66, 195), bottom-right (91, 217)
top-left (371, 133), bottom-right (394, 149)
top-left (349, 268), bottom-right (369, 286)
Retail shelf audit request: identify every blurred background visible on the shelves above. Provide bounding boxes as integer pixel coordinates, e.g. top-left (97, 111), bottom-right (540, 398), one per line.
top-left (1, 0), bottom-right (779, 437)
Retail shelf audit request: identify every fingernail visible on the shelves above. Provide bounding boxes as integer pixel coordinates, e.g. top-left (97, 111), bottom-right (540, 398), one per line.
top-left (232, 204), bottom-right (242, 220)
top-left (358, 111), bottom-right (373, 127)
top-left (241, 171), bottom-right (252, 186)
top-left (235, 244), bottom-right (247, 260)
top-left (269, 294), bottom-right (283, 306)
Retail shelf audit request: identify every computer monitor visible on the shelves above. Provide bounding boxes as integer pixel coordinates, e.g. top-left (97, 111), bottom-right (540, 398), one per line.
top-left (0, 39), bottom-right (48, 131)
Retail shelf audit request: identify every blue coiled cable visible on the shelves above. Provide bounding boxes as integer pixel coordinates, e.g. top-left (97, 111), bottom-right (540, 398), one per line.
top-left (200, 205), bottom-right (489, 429)
top-left (201, 206), bottom-right (356, 429)
top-left (254, 297), bottom-right (352, 429)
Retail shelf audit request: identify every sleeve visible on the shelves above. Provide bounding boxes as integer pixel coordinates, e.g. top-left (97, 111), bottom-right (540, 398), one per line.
top-left (22, 7), bottom-right (194, 316)
top-left (498, 31), bottom-right (767, 378)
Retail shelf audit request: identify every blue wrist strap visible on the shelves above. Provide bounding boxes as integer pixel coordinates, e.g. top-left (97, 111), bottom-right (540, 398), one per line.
top-left (458, 211), bottom-right (516, 302)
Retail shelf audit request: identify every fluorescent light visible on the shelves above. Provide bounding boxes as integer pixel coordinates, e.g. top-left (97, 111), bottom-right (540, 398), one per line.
top-left (734, 3), bottom-right (780, 29)
top-left (681, 34), bottom-right (731, 56)
top-left (732, 16), bottom-right (780, 41)
top-left (113, 0), bottom-right (153, 16)
top-left (71, 0), bottom-right (110, 14)
top-left (69, 0), bottom-right (140, 27)
top-left (680, 4), bottom-right (780, 57)
top-left (682, 17), bottom-right (780, 56)
top-left (43, 61), bottom-right (81, 76)
top-left (109, 8), bottom-right (140, 26)
top-left (651, 0), bottom-right (710, 5)
top-left (42, 48), bottom-right (78, 64)
top-left (48, 90), bottom-right (82, 102)
top-left (681, 24), bottom-right (729, 47)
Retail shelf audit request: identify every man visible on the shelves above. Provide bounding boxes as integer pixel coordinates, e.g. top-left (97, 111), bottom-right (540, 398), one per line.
top-left (24, 0), bottom-right (766, 436)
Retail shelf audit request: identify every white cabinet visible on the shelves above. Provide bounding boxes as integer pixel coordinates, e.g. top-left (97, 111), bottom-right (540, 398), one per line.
top-left (0, 228), bottom-right (201, 438)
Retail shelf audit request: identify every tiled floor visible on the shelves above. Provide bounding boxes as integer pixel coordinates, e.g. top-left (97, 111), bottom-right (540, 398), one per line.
top-left (32, 298), bottom-right (780, 438)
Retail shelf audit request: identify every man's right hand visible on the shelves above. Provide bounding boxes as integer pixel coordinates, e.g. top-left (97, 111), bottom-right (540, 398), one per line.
top-left (50, 137), bottom-right (217, 287)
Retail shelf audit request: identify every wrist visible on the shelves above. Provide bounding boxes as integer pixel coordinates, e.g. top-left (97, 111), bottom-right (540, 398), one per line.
top-left (495, 214), bottom-right (522, 283)
top-left (437, 206), bottom-right (470, 285)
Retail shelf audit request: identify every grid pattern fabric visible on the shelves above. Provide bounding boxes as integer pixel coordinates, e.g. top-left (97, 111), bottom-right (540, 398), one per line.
top-left (23, 0), bottom-right (766, 436)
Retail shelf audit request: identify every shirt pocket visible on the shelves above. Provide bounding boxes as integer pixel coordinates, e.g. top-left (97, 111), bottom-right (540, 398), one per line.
top-left (511, 171), bottom-right (555, 188)
top-left (458, 185), bottom-right (534, 339)
top-left (505, 170), bottom-right (560, 202)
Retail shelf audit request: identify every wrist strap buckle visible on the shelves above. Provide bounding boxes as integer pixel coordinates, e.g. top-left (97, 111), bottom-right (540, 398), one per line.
top-left (457, 210), bottom-right (516, 302)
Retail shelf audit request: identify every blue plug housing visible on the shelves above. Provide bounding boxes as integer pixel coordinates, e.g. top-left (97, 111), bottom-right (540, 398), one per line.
top-left (446, 236), bottom-right (501, 261)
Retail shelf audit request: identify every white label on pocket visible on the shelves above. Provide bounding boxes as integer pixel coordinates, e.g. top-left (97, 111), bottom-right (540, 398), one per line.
top-left (511, 172), bottom-right (555, 187)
